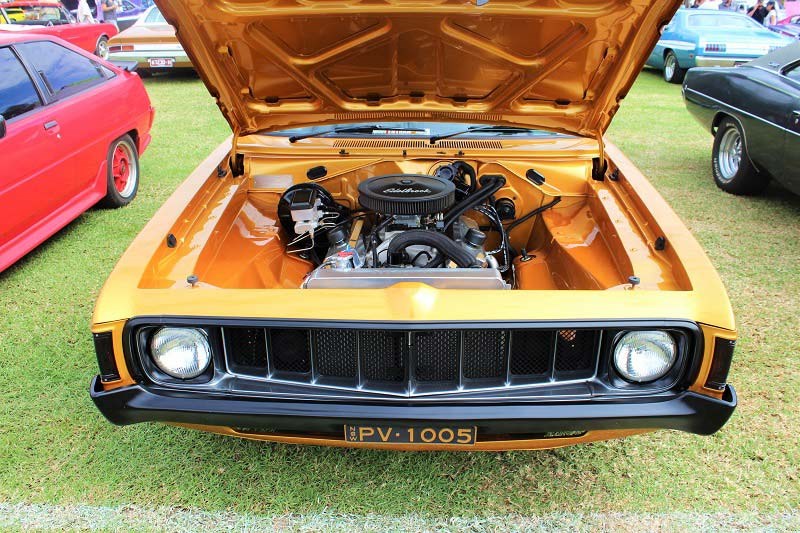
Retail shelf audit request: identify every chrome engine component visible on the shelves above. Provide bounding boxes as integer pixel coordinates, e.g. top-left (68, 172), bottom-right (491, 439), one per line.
top-left (302, 267), bottom-right (509, 289)
top-left (297, 169), bottom-right (512, 289)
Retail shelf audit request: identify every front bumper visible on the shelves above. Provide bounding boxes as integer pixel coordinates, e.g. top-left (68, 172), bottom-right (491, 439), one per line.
top-left (90, 376), bottom-right (736, 446)
top-left (694, 55), bottom-right (758, 67)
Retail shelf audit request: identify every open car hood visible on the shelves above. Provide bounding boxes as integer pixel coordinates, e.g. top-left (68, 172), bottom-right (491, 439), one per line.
top-left (154, 0), bottom-right (682, 137)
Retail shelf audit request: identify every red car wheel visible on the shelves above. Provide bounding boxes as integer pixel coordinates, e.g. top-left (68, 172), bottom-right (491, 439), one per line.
top-left (100, 134), bottom-right (139, 208)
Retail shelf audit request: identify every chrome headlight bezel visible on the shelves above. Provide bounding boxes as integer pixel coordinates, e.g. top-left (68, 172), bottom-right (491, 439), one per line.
top-left (137, 326), bottom-right (216, 383)
top-left (610, 330), bottom-right (681, 385)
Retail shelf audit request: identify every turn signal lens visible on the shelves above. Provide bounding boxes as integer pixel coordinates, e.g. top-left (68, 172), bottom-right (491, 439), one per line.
top-left (150, 327), bottom-right (211, 379)
top-left (613, 331), bottom-right (677, 383)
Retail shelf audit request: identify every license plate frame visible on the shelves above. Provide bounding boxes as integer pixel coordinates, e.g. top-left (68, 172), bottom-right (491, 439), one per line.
top-left (344, 424), bottom-right (477, 446)
top-left (148, 57), bottom-right (175, 68)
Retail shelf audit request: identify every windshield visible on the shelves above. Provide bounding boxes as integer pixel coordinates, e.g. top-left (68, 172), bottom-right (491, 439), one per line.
top-left (142, 6), bottom-right (166, 24)
top-left (688, 13), bottom-right (763, 29)
top-left (265, 122), bottom-right (569, 139)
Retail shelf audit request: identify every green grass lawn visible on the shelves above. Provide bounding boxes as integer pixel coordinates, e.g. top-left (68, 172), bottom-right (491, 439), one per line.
top-left (0, 69), bottom-right (798, 517)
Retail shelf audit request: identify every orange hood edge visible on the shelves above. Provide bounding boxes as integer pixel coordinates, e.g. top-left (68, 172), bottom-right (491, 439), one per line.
top-left (153, 0), bottom-right (682, 138)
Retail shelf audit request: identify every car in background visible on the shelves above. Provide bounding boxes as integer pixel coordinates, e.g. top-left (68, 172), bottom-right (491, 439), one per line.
top-left (646, 9), bottom-right (792, 83)
top-left (770, 14), bottom-right (800, 39)
top-left (107, 5), bottom-right (190, 72)
top-left (0, 32), bottom-right (154, 273)
top-left (0, 1), bottom-right (117, 58)
top-left (683, 42), bottom-right (800, 195)
top-left (64, 0), bottom-right (152, 31)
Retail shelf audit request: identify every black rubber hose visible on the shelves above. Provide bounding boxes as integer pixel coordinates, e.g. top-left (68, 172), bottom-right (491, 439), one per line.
top-left (442, 174), bottom-right (506, 230)
top-left (505, 196), bottom-right (562, 235)
top-left (387, 229), bottom-right (478, 268)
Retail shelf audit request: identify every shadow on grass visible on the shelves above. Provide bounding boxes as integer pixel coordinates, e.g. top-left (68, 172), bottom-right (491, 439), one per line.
top-left (100, 420), bottom-right (636, 515)
top-left (141, 70), bottom-right (201, 84)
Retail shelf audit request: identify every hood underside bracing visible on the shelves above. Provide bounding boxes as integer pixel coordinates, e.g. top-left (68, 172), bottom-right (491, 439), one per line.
top-left (154, 0), bottom-right (683, 137)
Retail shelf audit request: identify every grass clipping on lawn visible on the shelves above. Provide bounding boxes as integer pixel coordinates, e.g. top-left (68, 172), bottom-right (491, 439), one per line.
top-left (0, 71), bottom-right (798, 516)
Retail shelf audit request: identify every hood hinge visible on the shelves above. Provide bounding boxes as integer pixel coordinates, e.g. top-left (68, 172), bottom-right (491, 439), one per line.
top-left (592, 130), bottom-right (607, 181)
top-left (229, 129), bottom-right (244, 177)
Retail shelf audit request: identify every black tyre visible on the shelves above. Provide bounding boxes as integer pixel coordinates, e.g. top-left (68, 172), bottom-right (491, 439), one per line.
top-left (100, 134), bottom-right (139, 208)
top-left (711, 118), bottom-right (768, 195)
top-left (96, 36), bottom-right (109, 60)
top-left (663, 50), bottom-right (686, 84)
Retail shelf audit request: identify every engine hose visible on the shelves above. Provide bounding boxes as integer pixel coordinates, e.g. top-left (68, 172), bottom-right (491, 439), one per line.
top-left (442, 174), bottom-right (506, 230)
top-left (386, 229), bottom-right (478, 268)
top-left (505, 196), bottom-right (562, 235)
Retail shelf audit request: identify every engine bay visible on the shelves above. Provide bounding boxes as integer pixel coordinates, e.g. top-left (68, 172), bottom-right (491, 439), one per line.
top-left (277, 162), bottom-right (552, 290)
top-left (139, 149), bottom-right (690, 292)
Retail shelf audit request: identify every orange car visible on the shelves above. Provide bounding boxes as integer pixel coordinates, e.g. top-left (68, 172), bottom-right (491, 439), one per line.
top-left (106, 5), bottom-right (190, 72)
top-left (90, 0), bottom-right (737, 451)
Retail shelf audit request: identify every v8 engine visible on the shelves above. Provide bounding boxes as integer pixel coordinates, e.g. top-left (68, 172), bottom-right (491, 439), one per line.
top-left (277, 163), bottom-right (512, 289)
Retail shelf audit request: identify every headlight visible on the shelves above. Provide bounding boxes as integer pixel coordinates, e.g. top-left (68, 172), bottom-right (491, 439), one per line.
top-left (613, 331), bottom-right (677, 383)
top-left (150, 327), bottom-right (212, 379)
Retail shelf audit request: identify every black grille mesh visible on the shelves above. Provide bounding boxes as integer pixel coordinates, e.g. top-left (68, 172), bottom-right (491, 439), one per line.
top-left (361, 330), bottom-right (405, 382)
top-left (223, 327), bottom-right (267, 376)
top-left (463, 330), bottom-right (508, 379)
top-left (312, 329), bottom-right (357, 378)
top-left (555, 329), bottom-right (597, 375)
top-left (221, 326), bottom-right (600, 392)
top-left (270, 329), bottom-right (311, 373)
top-left (415, 331), bottom-right (459, 382)
top-left (510, 330), bottom-right (552, 376)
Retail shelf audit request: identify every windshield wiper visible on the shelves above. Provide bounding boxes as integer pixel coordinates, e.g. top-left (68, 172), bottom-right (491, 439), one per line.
top-left (429, 125), bottom-right (534, 144)
top-left (288, 125), bottom-right (427, 143)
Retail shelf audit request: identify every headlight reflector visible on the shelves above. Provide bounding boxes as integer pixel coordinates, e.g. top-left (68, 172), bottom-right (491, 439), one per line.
top-left (613, 331), bottom-right (677, 383)
top-left (150, 327), bottom-right (211, 379)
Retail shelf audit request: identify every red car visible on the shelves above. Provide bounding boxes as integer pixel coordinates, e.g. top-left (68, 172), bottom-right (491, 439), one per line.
top-left (0, 1), bottom-right (117, 58)
top-left (0, 32), bottom-right (154, 273)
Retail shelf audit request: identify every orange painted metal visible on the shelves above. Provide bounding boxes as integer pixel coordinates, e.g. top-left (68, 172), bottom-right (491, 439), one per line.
top-left (151, 0), bottom-right (684, 138)
top-left (170, 423), bottom-right (653, 451)
top-left (91, 0), bottom-right (737, 445)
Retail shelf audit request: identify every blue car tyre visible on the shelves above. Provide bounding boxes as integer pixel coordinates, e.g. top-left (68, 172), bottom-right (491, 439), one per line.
top-left (663, 50), bottom-right (686, 84)
top-left (712, 118), bottom-right (768, 195)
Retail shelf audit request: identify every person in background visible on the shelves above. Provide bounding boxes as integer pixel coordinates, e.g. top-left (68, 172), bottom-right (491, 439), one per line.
top-left (718, 0), bottom-right (736, 10)
top-left (101, 0), bottom-right (117, 28)
top-left (748, 0), bottom-right (768, 23)
top-left (764, 0), bottom-right (779, 25)
top-left (76, 0), bottom-right (94, 23)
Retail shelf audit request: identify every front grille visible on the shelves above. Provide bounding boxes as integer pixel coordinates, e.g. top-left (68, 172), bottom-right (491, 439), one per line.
top-left (222, 326), bottom-right (601, 396)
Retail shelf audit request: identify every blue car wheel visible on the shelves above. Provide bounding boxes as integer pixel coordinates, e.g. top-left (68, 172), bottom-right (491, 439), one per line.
top-left (663, 50), bottom-right (687, 84)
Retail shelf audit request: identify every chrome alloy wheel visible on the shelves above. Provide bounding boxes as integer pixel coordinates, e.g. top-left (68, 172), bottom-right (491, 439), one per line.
top-left (664, 54), bottom-right (676, 81)
top-left (717, 127), bottom-right (742, 182)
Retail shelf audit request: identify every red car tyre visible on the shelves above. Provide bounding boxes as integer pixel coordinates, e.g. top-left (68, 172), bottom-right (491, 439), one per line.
top-left (100, 134), bottom-right (140, 208)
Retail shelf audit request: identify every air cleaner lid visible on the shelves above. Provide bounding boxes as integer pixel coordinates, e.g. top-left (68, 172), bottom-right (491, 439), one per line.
top-left (358, 174), bottom-right (455, 215)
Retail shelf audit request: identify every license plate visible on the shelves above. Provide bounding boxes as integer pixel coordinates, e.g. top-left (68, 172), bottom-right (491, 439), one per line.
top-left (148, 57), bottom-right (174, 68)
top-left (344, 424), bottom-right (477, 445)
